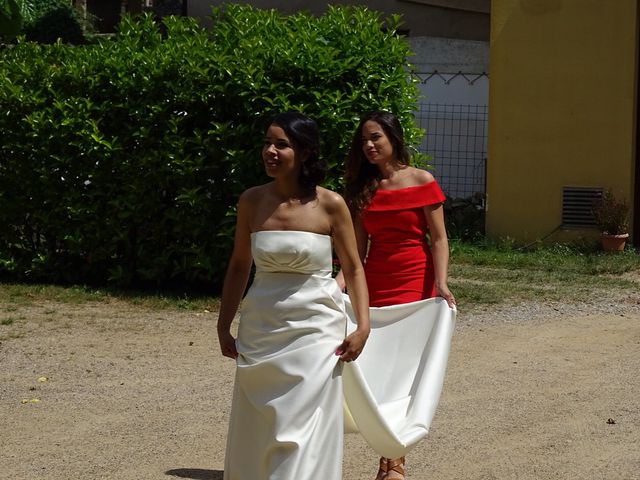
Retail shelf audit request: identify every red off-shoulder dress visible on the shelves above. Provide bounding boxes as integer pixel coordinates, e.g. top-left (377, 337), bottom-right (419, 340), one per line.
top-left (360, 181), bottom-right (446, 307)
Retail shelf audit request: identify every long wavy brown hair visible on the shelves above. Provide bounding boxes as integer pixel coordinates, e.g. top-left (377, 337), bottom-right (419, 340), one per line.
top-left (344, 111), bottom-right (411, 215)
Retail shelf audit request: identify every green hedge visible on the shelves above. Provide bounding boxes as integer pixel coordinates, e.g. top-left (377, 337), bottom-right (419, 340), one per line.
top-left (0, 5), bottom-right (421, 291)
top-left (21, 0), bottom-right (85, 44)
top-left (1, 0), bottom-right (88, 43)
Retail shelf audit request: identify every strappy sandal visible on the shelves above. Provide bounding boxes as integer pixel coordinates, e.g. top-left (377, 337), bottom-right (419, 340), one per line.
top-left (385, 456), bottom-right (406, 479)
top-left (374, 457), bottom-right (388, 480)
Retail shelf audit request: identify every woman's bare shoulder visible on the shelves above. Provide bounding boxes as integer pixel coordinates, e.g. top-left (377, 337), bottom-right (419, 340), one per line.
top-left (316, 186), bottom-right (347, 212)
top-left (408, 167), bottom-right (436, 185)
top-left (239, 183), bottom-right (271, 204)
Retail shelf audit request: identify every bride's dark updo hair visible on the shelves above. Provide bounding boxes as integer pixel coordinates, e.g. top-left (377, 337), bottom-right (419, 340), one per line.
top-left (267, 112), bottom-right (327, 192)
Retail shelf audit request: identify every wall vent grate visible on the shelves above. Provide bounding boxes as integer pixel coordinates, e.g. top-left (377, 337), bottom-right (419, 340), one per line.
top-left (562, 186), bottom-right (602, 228)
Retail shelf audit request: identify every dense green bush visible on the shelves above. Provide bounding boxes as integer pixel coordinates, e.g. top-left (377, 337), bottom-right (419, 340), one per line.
top-left (0, 0), bottom-right (23, 40)
top-left (0, 5), bottom-right (421, 291)
top-left (22, 0), bottom-right (85, 44)
top-left (1, 0), bottom-right (88, 44)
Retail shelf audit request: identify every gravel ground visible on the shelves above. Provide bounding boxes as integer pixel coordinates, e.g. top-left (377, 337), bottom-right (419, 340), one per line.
top-left (1, 293), bottom-right (639, 480)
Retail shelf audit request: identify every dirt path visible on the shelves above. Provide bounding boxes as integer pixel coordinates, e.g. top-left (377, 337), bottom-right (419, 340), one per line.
top-left (1, 299), bottom-right (639, 480)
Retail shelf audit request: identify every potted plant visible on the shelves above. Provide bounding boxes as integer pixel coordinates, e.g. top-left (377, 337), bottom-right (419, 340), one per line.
top-left (592, 189), bottom-right (630, 252)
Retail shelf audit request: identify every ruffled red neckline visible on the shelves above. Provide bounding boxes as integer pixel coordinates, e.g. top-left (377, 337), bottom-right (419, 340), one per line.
top-left (365, 181), bottom-right (446, 212)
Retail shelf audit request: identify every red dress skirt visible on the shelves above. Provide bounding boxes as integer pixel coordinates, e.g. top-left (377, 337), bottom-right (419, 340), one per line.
top-left (361, 181), bottom-right (446, 307)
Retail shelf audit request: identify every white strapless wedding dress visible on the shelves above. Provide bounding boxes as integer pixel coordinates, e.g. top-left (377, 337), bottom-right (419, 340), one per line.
top-left (223, 231), bottom-right (456, 479)
top-left (224, 231), bottom-right (345, 480)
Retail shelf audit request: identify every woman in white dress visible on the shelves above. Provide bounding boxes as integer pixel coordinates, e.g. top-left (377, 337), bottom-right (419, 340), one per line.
top-left (216, 112), bottom-right (370, 480)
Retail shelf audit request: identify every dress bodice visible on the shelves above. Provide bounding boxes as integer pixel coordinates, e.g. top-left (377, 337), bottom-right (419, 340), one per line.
top-left (360, 181), bottom-right (446, 307)
top-left (230, 232), bottom-right (346, 480)
top-left (251, 230), bottom-right (333, 275)
top-left (361, 181), bottom-right (446, 247)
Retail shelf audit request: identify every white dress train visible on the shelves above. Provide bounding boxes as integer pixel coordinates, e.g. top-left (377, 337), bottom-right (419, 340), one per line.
top-left (342, 295), bottom-right (456, 459)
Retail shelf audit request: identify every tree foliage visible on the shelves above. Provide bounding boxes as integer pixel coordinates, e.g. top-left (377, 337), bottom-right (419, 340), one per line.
top-left (0, 0), bottom-right (24, 40)
top-left (1, 0), bottom-right (87, 44)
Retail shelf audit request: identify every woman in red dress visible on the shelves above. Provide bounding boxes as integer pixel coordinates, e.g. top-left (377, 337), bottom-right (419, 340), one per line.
top-left (337, 111), bottom-right (455, 480)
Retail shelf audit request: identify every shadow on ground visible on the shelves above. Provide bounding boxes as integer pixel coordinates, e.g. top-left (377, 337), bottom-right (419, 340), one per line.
top-left (165, 468), bottom-right (223, 480)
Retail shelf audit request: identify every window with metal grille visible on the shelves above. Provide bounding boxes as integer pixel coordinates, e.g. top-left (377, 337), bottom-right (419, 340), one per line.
top-left (561, 186), bottom-right (602, 228)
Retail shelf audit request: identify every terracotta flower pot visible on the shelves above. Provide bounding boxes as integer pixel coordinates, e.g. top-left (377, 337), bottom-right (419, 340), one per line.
top-left (600, 233), bottom-right (629, 252)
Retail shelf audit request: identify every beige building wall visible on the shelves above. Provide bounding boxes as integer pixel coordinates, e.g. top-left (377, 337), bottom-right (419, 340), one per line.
top-left (487, 0), bottom-right (637, 242)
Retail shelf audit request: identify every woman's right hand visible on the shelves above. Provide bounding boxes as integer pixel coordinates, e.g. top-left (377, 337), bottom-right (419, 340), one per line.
top-left (218, 329), bottom-right (238, 359)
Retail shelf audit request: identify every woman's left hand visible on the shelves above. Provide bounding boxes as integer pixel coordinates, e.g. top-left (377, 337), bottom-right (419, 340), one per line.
top-left (336, 328), bottom-right (369, 362)
top-left (437, 283), bottom-right (456, 309)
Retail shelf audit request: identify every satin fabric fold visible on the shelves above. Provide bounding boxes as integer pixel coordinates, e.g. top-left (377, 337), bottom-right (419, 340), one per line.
top-left (342, 295), bottom-right (456, 459)
top-left (224, 231), bottom-right (345, 480)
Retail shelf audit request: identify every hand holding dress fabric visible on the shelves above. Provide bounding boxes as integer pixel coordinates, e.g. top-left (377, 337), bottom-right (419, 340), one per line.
top-left (436, 283), bottom-right (456, 309)
top-left (336, 327), bottom-right (369, 362)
